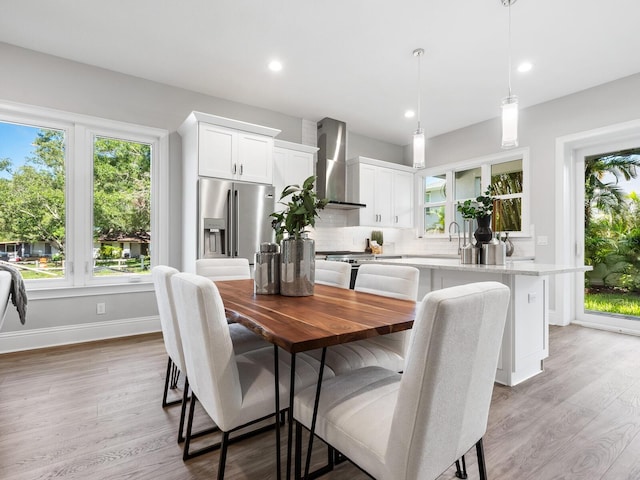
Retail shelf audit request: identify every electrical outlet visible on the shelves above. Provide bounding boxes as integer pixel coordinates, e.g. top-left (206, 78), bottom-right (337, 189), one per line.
top-left (97, 302), bottom-right (106, 315)
top-left (537, 235), bottom-right (549, 246)
top-left (528, 293), bottom-right (537, 304)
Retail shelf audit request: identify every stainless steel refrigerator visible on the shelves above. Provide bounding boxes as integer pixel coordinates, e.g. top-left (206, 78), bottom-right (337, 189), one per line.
top-left (198, 178), bottom-right (275, 264)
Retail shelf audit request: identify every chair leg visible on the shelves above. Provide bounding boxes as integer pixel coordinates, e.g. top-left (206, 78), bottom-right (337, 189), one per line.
top-left (476, 438), bottom-right (487, 480)
top-left (217, 431), bottom-right (230, 480)
top-left (178, 376), bottom-right (190, 443)
top-left (183, 391), bottom-right (198, 461)
top-left (295, 421), bottom-right (302, 480)
top-left (170, 361), bottom-right (180, 389)
top-left (455, 455), bottom-right (468, 479)
top-left (162, 357), bottom-right (182, 407)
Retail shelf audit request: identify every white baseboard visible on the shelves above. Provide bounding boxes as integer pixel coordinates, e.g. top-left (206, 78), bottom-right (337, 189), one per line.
top-left (0, 316), bottom-right (161, 353)
top-left (572, 319), bottom-right (640, 337)
top-left (548, 308), bottom-right (569, 326)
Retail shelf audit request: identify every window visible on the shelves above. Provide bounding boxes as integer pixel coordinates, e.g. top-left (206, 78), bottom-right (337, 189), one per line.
top-left (491, 159), bottom-right (523, 231)
top-left (92, 135), bottom-right (152, 278)
top-left (420, 149), bottom-right (529, 236)
top-left (424, 174), bottom-right (446, 233)
top-left (0, 122), bottom-right (67, 280)
top-left (454, 167), bottom-right (482, 226)
top-left (0, 102), bottom-right (168, 289)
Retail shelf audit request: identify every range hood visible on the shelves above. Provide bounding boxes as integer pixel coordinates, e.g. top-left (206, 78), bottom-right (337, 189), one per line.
top-left (316, 118), bottom-right (366, 209)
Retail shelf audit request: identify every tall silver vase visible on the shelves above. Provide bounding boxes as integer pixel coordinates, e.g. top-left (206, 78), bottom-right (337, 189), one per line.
top-left (280, 237), bottom-right (315, 296)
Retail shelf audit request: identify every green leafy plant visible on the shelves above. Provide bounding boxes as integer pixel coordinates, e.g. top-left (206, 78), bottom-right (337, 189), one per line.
top-left (271, 176), bottom-right (328, 243)
top-left (456, 186), bottom-right (495, 219)
top-left (371, 230), bottom-right (384, 246)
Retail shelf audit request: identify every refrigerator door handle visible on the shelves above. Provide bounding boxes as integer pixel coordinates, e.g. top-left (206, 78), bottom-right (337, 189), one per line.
top-left (226, 189), bottom-right (232, 257)
top-left (234, 189), bottom-right (240, 257)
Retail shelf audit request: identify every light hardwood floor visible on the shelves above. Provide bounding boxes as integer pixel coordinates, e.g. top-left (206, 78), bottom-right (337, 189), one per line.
top-left (1, 325), bottom-right (640, 479)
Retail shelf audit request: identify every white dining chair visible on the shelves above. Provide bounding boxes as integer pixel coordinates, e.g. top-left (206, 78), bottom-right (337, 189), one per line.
top-left (309, 264), bottom-right (419, 374)
top-left (152, 265), bottom-right (269, 443)
top-left (196, 258), bottom-right (251, 281)
top-left (315, 260), bottom-right (351, 289)
top-left (0, 271), bottom-right (12, 331)
top-left (293, 281), bottom-right (510, 480)
top-left (171, 272), bottom-right (333, 475)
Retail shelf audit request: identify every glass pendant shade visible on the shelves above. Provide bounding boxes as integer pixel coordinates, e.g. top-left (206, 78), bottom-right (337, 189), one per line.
top-left (413, 128), bottom-right (425, 169)
top-left (501, 95), bottom-right (519, 148)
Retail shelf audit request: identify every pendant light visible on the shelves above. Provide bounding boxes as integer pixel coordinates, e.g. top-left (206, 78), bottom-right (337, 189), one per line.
top-left (412, 48), bottom-right (425, 169)
top-left (501, 0), bottom-right (518, 149)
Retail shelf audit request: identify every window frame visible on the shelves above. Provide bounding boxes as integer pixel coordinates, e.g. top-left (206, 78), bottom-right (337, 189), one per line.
top-left (0, 100), bottom-right (169, 294)
top-left (417, 147), bottom-right (530, 238)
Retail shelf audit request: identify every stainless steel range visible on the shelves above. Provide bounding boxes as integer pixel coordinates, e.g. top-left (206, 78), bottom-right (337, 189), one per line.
top-left (316, 251), bottom-right (375, 288)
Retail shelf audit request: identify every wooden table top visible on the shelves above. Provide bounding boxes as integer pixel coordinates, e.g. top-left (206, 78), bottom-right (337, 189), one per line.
top-left (215, 279), bottom-right (416, 353)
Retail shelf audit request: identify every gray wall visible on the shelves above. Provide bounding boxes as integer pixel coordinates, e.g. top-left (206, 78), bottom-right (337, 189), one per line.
top-left (423, 72), bottom-right (640, 264)
top-left (0, 42), bottom-right (402, 337)
top-left (347, 131), bottom-right (406, 166)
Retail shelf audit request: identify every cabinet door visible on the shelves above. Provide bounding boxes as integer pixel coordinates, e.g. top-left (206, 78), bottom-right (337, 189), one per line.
top-left (375, 167), bottom-right (393, 226)
top-left (273, 147), bottom-right (314, 213)
top-left (393, 170), bottom-right (414, 227)
top-left (359, 164), bottom-right (378, 225)
top-left (237, 133), bottom-right (273, 184)
top-left (198, 123), bottom-right (236, 179)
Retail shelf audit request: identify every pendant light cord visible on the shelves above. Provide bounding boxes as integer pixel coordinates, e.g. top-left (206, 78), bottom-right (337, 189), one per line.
top-left (507, 0), bottom-right (513, 97)
top-left (417, 51), bottom-right (422, 132)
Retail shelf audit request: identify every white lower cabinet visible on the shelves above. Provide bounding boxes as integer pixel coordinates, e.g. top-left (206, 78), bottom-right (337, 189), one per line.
top-left (429, 268), bottom-right (548, 386)
top-left (347, 156), bottom-right (414, 227)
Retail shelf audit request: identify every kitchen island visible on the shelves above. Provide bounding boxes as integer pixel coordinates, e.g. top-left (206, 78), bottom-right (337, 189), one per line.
top-left (365, 257), bottom-right (590, 386)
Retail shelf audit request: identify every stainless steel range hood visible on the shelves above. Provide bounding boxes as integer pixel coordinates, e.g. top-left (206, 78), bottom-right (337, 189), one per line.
top-left (316, 118), bottom-right (366, 209)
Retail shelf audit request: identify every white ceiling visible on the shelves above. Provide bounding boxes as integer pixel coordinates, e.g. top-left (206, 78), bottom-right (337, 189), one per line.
top-left (2, 0), bottom-right (640, 146)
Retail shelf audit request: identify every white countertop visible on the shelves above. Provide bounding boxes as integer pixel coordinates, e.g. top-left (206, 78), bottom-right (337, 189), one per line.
top-left (364, 257), bottom-right (591, 276)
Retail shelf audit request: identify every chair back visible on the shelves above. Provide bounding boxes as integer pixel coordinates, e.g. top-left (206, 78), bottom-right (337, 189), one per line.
top-left (354, 264), bottom-right (420, 357)
top-left (171, 272), bottom-right (242, 432)
top-left (315, 260), bottom-right (351, 289)
top-left (196, 258), bottom-right (251, 281)
top-left (354, 264), bottom-right (419, 301)
top-left (0, 271), bottom-right (11, 331)
top-left (386, 282), bottom-right (510, 480)
top-left (151, 266), bottom-right (186, 372)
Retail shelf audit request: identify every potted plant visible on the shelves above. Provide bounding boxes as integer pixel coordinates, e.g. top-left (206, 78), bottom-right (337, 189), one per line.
top-left (457, 187), bottom-right (495, 245)
top-left (271, 176), bottom-right (327, 296)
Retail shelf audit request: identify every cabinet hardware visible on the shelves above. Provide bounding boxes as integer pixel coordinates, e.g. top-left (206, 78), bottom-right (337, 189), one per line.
top-left (240, 164), bottom-right (243, 175)
top-left (233, 163), bottom-right (237, 174)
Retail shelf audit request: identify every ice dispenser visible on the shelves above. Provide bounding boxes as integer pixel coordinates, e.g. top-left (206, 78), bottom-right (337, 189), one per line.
top-left (202, 218), bottom-right (226, 258)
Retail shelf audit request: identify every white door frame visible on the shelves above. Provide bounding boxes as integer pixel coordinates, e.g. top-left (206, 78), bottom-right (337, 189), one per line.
top-left (555, 118), bottom-right (640, 335)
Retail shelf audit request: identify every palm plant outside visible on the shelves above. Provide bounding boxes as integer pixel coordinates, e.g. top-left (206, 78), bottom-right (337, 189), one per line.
top-left (584, 148), bottom-right (640, 317)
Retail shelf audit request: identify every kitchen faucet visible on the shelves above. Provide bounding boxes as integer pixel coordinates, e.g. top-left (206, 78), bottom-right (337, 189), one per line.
top-left (448, 221), bottom-right (461, 255)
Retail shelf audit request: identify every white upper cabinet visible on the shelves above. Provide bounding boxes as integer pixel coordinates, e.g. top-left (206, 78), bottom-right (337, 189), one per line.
top-left (392, 170), bottom-right (414, 227)
top-left (179, 112), bottom-right (280, 184)
top-left (273, 140), bottom-right (317, 212)
top-left (347, 156), bottom-right (414, 228)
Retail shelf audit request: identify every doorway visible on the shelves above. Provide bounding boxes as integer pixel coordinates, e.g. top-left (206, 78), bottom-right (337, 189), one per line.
top-left (572, 137), bottom-right (640, 333)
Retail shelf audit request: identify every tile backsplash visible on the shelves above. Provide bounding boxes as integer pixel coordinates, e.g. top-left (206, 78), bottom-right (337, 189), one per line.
top-left (309, 224), bottom-right (535, 258)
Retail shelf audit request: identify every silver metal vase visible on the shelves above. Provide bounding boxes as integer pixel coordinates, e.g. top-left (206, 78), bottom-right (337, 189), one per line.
top-left (280, 236), bottom-right (315, 296)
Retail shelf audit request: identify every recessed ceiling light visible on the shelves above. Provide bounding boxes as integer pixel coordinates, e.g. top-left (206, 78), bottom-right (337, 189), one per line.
top-left (517, 62), bottom-right (533, 73)
top-left (404, 110), bottom-right (415, 119)
top-left (268, 60), bottom-right (283, 72)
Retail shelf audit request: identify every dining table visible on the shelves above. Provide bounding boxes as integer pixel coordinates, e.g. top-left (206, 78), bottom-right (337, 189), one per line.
top-left (215, 279), bottom-right (417, 480)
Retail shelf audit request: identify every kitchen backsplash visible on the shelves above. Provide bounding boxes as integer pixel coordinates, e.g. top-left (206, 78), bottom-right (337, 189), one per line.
top-left (309, 215), bottom-right (535, 258)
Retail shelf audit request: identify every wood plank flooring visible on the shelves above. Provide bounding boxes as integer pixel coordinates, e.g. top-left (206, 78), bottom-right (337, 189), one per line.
top-left (1, 325), bottom-right (640, 479)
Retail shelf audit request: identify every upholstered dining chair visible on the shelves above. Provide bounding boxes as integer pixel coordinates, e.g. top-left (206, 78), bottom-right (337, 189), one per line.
top-left (0, 271), bottom-right (11, 331)
top-left (195, 258), bottom-right (251, 281)
top-left (171, 272), bottom-right (333, 476)
top-left (152, 266), bottom-right (268, 442)
top-left (293, 281), bottom-right (510, 480)
top-left (315, 260), bottom-right (351, 289)
top-left (309, 264), bottom-right (419, 374)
